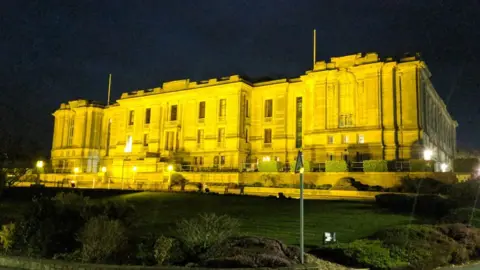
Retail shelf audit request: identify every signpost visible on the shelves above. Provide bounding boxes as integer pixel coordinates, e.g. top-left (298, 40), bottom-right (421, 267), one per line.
top-left (295, 150), bottom-right (305, 264)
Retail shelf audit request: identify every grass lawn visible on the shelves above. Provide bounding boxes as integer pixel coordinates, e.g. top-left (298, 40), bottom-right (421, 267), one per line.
top-left (111, 192), bottom-right (414, 246)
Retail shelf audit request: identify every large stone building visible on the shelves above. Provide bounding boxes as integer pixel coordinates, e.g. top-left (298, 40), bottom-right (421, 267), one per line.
top-left (50, 53), bottom-right (457, 176)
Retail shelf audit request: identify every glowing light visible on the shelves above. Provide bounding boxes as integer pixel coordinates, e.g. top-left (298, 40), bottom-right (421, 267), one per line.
top-left (167, 165), bottom-right (173, 172)
top-left (132, 166), bottom-right (137, 172)
top-left (423, 149), bottom-right (433, 161)
top-left (299, 168), bottom-right (305, 174)
top-left (101, 166), bottom-right (107, 173)
top-left (440, 163), bottom-right (448, 172)
top-left (36, 160), bottom-right (44, 168)
top-left (262, 156), bottom-right (271, 162)
top-left (73, 167), bottom-right (80, 173)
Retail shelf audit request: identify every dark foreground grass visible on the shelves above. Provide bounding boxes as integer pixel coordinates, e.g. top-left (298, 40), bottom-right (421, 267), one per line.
top-left (111, 192), bottom-right (414, 246)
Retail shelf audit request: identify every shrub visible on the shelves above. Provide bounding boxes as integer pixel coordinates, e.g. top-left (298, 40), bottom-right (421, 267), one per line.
top-left (370, 224), bottom-right (472, 269)
top-left (410, 159), bottom-right (434, 172)
top-left (310, 239), bottom-right (408, 269)
top-left (331, 177), bottom-right (369, 191)
top-left (258, 161), bottom-right (282, 172)
top-left (363, 160), bottom-right (388, 172)
top-left (261, 174), bottom-right (278, 187)
top-left (442, 207), bottom-right (480, 227)
top-left (325, 160), bottom-right (348, 172)
top-left (0, 223), bottom-right (15, 252)
top-left (375, 193), bottom-right (456, 218)
top-left (316, 184), bottom-right (332, 190)
top-left (454, 158), bottom-right (479, 173)
top-left (175, 213), bottom-right (239, 256)
top-left (392, 176), bottom-right (448, 194)
top-left (154, 235), bottom-right (174, 265)
top-left (251, 182), bottom-right (264, 187)
top-left (170, 173), bottom-right (189, 191)
top-left (448, 180), bottom-right (480, 207)
top-left (52, 192), bottom-right (89, 212)
top-left (83, 200), bottom-right (136, 227)
top-left (16, 196), bottom-right (85, 257)
top-left (78, 216), bottom-right (127, 263)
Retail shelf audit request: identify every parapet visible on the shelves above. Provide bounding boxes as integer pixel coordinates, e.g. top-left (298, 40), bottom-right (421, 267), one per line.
top-left (58, 99), bottom-right (105, 110)
top-left (120, 75), bottom-right (242, 99)
top-left (312, 52), bottom-right (422, 71)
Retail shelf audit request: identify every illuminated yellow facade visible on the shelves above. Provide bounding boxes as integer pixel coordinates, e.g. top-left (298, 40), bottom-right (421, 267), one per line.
top-left (51, 53), bottom-right (457, 175)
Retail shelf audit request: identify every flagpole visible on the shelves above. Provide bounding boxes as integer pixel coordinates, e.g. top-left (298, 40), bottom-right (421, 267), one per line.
top-left (107, 74), bottom-right (112, 106)
top-left (313, 29), bottom-right (316, 69)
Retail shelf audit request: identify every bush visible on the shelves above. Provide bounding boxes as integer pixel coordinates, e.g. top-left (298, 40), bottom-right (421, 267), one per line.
top-left (392, 176), bottom-right (449, 194)
top-left (0, 223), bottom-right (15, 252)
top-left (370, 224), bottom-right (474, 269)
top-left (251, 182), bottom-right (264, 187)
top-left (316, 184), bottom-right (332, 190)
top-left (52, 192), bottom-right (89, 212)
top-left (15, 196), bottom-right (85, 257)
top-left (78, 216), bottom-right (127, 263)
top-left (375, 193), bottom-right (456, 218)
top-left (331, 177), bottom-right (369, 191)
top-left (154, 235), bottom-right (174, 265)
top-left (83, 200), bottom-right (136, 227)
top-left (454, 158), bottom-right (479, 173)
top-left (261, 174), bottom-right (278, 187)
top-left (258, 161), bottom-right (282, 172)
top-left (170, 173), bottom-right (188, 191)
top-left (310, 239), bottom-right (408, 269)
top-left (175, 213), bottom-right (239, 256)
top-left (448, 180), bottom-right (480, 207)
top-left (325, 160), bottom-right (348, 172)
top-left (410, 159), bottom-right (434, 172)
top-left (442, 207), bottom-right (480, 227)
top-left (363, 160), bottom-right (388, 172)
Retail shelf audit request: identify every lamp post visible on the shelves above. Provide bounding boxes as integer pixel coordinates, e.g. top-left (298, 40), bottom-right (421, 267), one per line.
top-left (35, 160), bottom-right (44, 185)
top-left (132, 166), bottom-right (137, 189)
top-left (167, 164), bottom-right (173, 190)
top-left (73, 167), bottom-right (79, 187)
top-left (101, 166), bottom-right (109, 189)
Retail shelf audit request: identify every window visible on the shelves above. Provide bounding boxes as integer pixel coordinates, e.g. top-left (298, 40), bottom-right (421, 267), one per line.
top-left (264, 129), bottom-right (272, 144)
top-left (194, 157), bottom-right (198, 165)
top-left (125, 135), bottom-right (133, 152)
top-left (164, 131), bottom-right (174, 150)
top-left (295, 97), bottom-right (303, 148)
top-left (197, 129), bottom-right (204, 144)
top-left (220, 156), bottom-right (225, 165)
top-left (342, 135), bottom-right (349, 144)
top-left (143, 134), bottom-right (149, 146)
top-left (339, 114), bottom-right (353, 127)
top-left (145, 108), bottom-right (151, 124)
top-left (198, 101), bottom-right (206, 119)
top-left (199, 156), bottom-right (204, 165)
top-left (245, 100), bottom-right (249, 117)
top-left (214, 156), bottom-right (219, 165)
top-left (327, 135), bottom-right (334, 144)
top-left (264, 99), bottom-right (273, 118)
top-left (128, 110), bottom-right (135, 125)
top-left (217, 128), bottom-right (225, 142)
top-left (67, 119), bottom-right (74, 146)
top-left (170, 105), bottom-right (177, 121)
top-left (358, 134), bottom-right (365, 144)
top-left (219, 99), bottom-right (226, 117)
top-left (245, 128), bottom-right (249, 143)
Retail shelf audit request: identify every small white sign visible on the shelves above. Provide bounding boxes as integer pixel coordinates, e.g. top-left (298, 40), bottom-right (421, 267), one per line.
top-left (324, 232), bottom-right (336, 244)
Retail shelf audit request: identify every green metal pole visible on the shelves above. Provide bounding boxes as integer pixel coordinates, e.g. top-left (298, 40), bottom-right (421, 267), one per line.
top-left (300, 152), bottom-right (304, 264)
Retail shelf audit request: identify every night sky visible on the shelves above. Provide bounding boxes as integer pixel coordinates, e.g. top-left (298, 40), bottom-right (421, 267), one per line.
top-left (1, 0), bottom-right (479, 158)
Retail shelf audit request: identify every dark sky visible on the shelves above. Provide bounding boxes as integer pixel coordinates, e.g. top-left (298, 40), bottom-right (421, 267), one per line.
top-left (1, 0), bottom-right (479, 157)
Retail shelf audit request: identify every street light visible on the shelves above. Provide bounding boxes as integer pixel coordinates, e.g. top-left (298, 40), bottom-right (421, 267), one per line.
top-left (423, 149), bottom-right (433, 161)
top-left (73, 167), bottom-right (79, 187)
top-left (167, 164), bottom-right (173, 189)
top-left (440, 163), bottom-right (449, 173)
top-left (35, 160), bottom-right (44, 185)
top-left (101, 166), bottom-right (109, 189)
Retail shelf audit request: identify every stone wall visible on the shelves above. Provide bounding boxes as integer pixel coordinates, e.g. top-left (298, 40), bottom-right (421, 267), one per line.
top-left (38, 171), bottom-right (458, 189)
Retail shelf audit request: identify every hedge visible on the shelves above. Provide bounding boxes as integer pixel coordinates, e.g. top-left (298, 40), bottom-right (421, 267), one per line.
top-left (410, 159), bottom-right (433, 172)
top-left (375, 193), bottom-right (456, 218)
top-left (454, 158), bottom-right (479, 173)
top-left (325, 160), bottom-right (348, 172)
top-left (257, 161), bottom-right (282, 172)
top-left (363, 160), bottom-right (388, 172)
